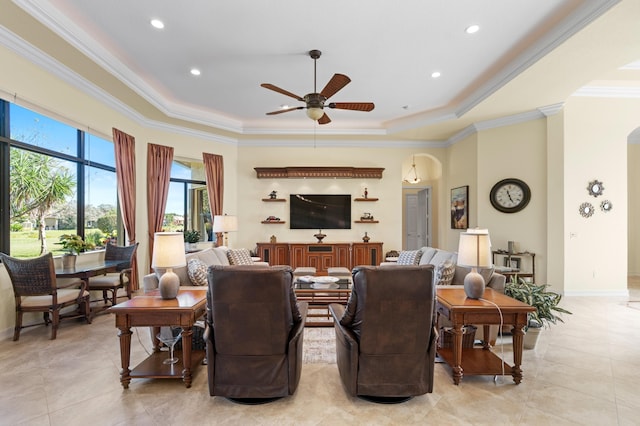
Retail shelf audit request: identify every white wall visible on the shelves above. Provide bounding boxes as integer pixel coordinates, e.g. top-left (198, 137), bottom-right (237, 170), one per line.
top-left (563, 96), bottom-right (638, 295)
top-left (629, 141), bottom-right (640, 276)
top-left (235, 144), bottom-right (446, 253)
top-left (443, 133), bottom-right (477, 252)
top-left (478, 119), bottom-right (549, 287)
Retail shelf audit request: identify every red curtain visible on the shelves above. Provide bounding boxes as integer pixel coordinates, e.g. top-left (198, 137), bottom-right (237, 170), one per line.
top-left (147, 144), bottom-right (174, 266)
top-left (202, 153), bottom-right (224, 246)
top-left (112, 128), bottom-right (138, 290)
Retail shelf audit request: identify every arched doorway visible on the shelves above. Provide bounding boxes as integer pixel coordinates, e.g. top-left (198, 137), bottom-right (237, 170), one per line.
top-left (401, 154), bottom-right (442, 250)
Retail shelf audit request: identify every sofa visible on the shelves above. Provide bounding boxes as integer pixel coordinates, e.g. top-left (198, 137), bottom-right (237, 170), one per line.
top-left (381, 246), bottom-right (505, 292)
top-left (381, 246), bottom-right (506, 345)
top-left (143, 246), bottom-right (268, 292)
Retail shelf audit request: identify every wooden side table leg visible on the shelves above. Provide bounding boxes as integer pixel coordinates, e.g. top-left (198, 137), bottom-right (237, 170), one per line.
top-left (117, 325), bottom-right (132, 389)
top-left (181, 326), bottom-right (193, 388)
top-left (452, 323), bottom-right (463, 385)
top-left (511, 323), bottom-right (526, 384)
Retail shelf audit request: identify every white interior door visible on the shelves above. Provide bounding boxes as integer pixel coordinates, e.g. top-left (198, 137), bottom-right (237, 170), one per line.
top-left (405, 194), bottom-right (419, 250)
top-left (405, 188), bottom-right (431, 250)
top-left (418, 188), bottom-right (431, 247)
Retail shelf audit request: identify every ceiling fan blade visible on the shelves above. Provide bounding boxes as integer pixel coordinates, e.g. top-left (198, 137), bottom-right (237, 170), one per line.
top-left (261, 83), bottom-right (304, 101)
top-left (266, 106), bottom-right (304, 115)
top-left (320, 74), bottom-right (351, 100)
top-left (318, 113), bottom-right (331, 125)
top-left (327, 102), bottom-right (375, 112)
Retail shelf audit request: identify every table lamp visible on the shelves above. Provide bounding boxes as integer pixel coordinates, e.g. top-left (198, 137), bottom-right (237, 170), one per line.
top-left (457, 228), bottom-right (492, 299)
top-left (152, 232), bottom-right (187, 299)
top-left (212, 214), bottom-right (238, 247)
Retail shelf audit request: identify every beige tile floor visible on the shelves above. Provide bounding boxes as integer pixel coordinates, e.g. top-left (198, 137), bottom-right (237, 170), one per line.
top-left (1, 282), bottom-right (639, 426)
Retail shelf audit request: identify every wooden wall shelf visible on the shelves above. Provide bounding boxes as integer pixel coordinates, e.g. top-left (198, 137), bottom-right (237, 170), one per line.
top-left (255, 167), bottom-right (384, 179)
top-left (261, 220), bottom-right (286, 224)
top-left (355, 220), bottom-right (379, 224)
top-left (261, 198), bottom-right (286, 202)
top-left (354, 198), bottom-right (378, 201)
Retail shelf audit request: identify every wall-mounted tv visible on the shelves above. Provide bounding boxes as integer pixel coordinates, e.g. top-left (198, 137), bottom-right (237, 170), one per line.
top-left (290, 194), bottom-right (351, 229)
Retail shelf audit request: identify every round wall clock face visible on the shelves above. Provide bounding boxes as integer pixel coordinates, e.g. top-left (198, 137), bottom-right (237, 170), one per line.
top-left (490, 178), bottom-right (531, 213)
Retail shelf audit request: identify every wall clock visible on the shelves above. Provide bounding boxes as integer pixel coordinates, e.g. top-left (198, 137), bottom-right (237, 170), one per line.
top-left (489, 178), bottom-right (531, 213)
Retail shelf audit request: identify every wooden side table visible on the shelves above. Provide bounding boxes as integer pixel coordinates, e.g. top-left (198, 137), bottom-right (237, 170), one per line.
top-left (436, 287), bottom-right (535, 385)
top-left (109, 289), bottom-right (207, 389)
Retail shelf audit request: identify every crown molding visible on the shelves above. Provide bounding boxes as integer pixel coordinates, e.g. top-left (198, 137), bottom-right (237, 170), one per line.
top-left (0, 25), bottom-right (238, 146)
top-left (12, 0), bottom-right (619, 138)
top-left (448, 0), bottom-right (620, 118)
top-left (572, 86), bottom-right (640, 98)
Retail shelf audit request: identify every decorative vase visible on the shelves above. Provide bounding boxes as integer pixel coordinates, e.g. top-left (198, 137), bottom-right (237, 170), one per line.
top-left (463, 271), bottom-right (485, 299)
top-left (362, 232), bottom-right (370, 243)
top-left (62, 253), bottom-right (77, 269)
top-left (313, 229), bottom-right (326, 243)
top-left (159, 270), bottom-right (180, 299)
top-left (523, 326), bottom-right (542, 349)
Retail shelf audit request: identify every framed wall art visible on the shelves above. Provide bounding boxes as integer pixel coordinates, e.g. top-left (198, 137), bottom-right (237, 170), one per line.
top-left (450, 185), bottom-right (469, 229)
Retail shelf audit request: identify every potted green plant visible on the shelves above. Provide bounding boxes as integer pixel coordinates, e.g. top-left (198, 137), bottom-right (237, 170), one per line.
top-left (183, 229), bottom-right (201, 250)
top-left (505, 276), bottom-right (572, 349)
top-left (57, 234), bottom-right (95, 269)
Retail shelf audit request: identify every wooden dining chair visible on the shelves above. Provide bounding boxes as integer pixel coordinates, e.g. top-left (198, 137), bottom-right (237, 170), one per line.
top-left (0, 252), bottom-right (91, 341)
top-left (88, 243), bottom-right (138, 307)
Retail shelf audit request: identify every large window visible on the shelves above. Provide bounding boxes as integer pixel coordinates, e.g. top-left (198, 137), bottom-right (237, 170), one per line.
top-left (164, 159), bottom-right (212, 242)
top-left (0, 100), bottom-right (119, 257)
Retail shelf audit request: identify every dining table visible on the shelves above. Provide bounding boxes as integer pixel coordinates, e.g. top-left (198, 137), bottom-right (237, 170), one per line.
top-left (55, 259), bottom-right (128, 280)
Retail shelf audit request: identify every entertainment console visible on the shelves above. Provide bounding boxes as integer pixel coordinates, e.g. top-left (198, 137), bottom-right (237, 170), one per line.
top-left (256, 242), bottom-right (383, 275)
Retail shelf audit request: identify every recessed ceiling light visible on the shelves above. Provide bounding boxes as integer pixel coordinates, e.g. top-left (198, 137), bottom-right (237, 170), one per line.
top-left (150, 19), bottom-right (165, 29)
top-left (190, 68), bottom-right (201, 76)
top-left (431, 71), bottom-right (441, 78)
top-left (280, 104), bottom-right (290, 109)
top-left (465, 24), bottom-right (480, 34)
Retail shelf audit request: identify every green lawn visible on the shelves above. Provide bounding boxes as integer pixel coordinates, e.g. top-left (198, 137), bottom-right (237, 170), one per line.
top-left (9, 229), bottom-right (70, 258)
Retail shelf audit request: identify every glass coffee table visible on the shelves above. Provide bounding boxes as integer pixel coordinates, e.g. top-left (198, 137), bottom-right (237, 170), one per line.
top-left (294, 276), bottom-right (351, 327)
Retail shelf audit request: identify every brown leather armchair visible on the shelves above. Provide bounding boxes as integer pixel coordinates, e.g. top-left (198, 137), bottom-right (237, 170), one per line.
top-left (205, 265), bottom-right (308, 402)
top-left (329, 265), bottom-right (437, 402)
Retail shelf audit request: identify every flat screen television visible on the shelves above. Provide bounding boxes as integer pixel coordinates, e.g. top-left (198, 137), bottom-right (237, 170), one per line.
top-left (290, 194), bottom-right (351, 229)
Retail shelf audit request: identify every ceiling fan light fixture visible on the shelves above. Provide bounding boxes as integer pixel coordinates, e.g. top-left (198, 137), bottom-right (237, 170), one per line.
top-left (306, 107), bottom-right (324, 120)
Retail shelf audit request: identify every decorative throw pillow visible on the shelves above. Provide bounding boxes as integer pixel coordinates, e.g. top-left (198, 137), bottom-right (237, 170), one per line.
top-left (435, 260), bottom-right (456, 286)
top-left (396, 250), bottom-right (423, 265)
top-left (187, 258), bottom-right (208, 286)
top-left (227, 248), bottom-right (254, 265)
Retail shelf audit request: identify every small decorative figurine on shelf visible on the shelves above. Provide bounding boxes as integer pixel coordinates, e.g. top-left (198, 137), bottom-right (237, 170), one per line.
top-left (362, 232), bottom-right (370, 243)
top-left (360, 212), bottom-right (374, 221)
top-left (269, 190), bottom-right (277, 199)
top-left (265, 216), bottom-right (280, 222)
top-left (270, 235), bottom-right (277, 243)
top-left (364, 188), bottom-right (368, 199)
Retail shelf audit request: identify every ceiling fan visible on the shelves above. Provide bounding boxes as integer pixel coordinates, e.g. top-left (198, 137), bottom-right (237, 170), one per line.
top-left (261, 50), bottom-right (375, 125)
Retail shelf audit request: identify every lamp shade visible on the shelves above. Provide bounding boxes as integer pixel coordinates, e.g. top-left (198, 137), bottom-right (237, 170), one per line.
top-left (457, 229), bottom-right (492, 268)
top-left (212, 215), bottom-right (238, 233)
top-left (151, 232), bottom-right (187, 269)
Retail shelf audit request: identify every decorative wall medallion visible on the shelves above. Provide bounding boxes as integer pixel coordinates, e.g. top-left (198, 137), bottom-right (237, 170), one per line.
top-left (579, 202), bottom-right (595, 218)
top-left (587, 180), bottom-right (604, 197)
top-left (600, 200), bottom-right (613, 212)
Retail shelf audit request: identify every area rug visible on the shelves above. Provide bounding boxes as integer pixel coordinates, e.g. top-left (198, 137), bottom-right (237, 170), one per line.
top-left (302, 327), bottom-right (336, 364)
